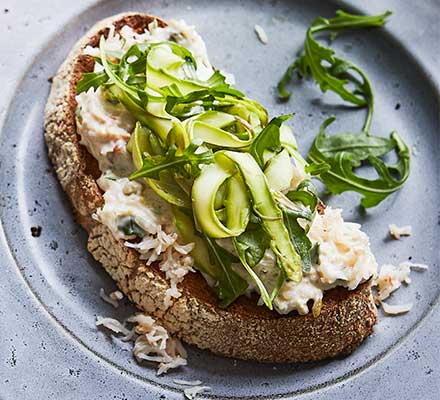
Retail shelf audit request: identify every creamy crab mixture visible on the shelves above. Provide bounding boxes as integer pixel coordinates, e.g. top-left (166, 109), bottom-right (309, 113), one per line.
top-left (76, 20), bottom-right (378, 315)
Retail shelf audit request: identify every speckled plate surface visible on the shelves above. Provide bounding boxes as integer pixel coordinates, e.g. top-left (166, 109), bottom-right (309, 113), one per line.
top-left (0, 0), bottom-right (439, 399)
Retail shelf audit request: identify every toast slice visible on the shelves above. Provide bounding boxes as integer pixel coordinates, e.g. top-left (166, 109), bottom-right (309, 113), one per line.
top-left (44, 12), bottom-right (377, 363)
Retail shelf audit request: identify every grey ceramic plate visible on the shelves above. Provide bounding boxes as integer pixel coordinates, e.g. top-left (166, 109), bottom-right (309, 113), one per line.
top-left (1, 0), bottom-right (439, 399)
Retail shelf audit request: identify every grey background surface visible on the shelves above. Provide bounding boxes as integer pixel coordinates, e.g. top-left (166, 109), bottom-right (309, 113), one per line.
top-left (0, 0), bottom-right (439, 399)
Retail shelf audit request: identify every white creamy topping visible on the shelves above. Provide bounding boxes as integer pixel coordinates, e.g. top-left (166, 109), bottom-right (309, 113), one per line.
top-left (274, 273), bottom-right (323, 315)
top-left (76, 87), bottom-right (134, 174)
top-left (95, 174), bottom-right (172, 238)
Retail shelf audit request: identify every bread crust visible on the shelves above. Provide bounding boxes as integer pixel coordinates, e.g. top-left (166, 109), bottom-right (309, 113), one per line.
top-left (44, 12), bottom-right (377, 363)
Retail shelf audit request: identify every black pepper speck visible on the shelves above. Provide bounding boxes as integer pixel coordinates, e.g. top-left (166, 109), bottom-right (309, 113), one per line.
top-left (31, 226), bottom-right (42, 237)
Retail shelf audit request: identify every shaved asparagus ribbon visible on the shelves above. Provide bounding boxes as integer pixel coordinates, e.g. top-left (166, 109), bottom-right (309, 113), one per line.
top-left (192, 151), bottom-right (303, 282)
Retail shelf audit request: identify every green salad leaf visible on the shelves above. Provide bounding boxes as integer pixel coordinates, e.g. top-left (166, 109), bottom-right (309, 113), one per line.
top-left (308, 117), bottom-right (410, 208)
top-left (278, 180), bottom-right (318, 272)
top-left (129, 142), bottom-right (214, 181)
top-left (311, 116), bottom-right (395, 166)
top-left (233, 228), bottom-right (285, 310)
top-left (76, 71), bottom-right (109, 94)
top-left (277, 10), bottom-right (410, 208)
top-left (234, 228), bottom-right (270, 267)
top-left (277, 10), bottom-right (390, 104)
top-left (204, 235), bottom-right (248, 307)
top-left (250, 114), bottom-right (293, 168)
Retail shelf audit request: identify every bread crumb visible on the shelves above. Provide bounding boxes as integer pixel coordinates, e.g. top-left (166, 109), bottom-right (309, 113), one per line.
top-left (31, 226), bottom-right (42, 237)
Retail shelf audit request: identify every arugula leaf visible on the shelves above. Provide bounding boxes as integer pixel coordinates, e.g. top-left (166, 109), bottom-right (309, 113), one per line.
top-left (164, 86), bottom-right (245, 116)
top-left (204, 235), bottom-right (248, 307)
top-left (250, 114), bottom-right (293, 168)
top-left (147, 171), bottom-right (192, 208)
top-left (283, 213), bottom-right (313, 272)
top-left (76, 71), bottom-right (109, 94)
top-left (285, 179), bottom-right (319, 216)
top-left (278, 180), bottom-right (319, 272)
top-left (99, 36), bottom-right (149, 107)
top-left (129, 143), bottom-right (214, 181)
top-left (233, 229), bottom-right (283, 309)
top-left (118, 43), bottom-right (149, 83)
top-left (310, 116), bottom-right (395, 166)
top-left (277, 10), bottom-right (390, 105)
top-left (308, 117), bottom-right (410, 208)
top-left (117, 216), bottom-right (146, 237)
top-left (234, 229), bottom-right (270, 267)
top-left (278, 10), bottom-right (410, 207)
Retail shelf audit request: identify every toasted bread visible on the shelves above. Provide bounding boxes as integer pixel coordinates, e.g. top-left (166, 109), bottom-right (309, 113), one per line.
top-left (44, 12), bottom-right (377, 363)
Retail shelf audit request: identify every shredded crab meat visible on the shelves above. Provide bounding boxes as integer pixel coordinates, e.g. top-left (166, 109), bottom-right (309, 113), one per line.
top-left (308, 208), bottom-right (378, 290)
top-left (389, 224), bottom-right (412, 239)
top-left (125, 226), bottom-right (195, 308)
top-left (174, 379), bottom-right (203, 386)
top-left (254, 24), bottom-right (269, 44)
top-left (96, 313), bottom-right (187, 374)
top-left (127, 314), bottom-right (187, 376)
top-left (96, 316), bottom-right (131, 336)
top-left (95, 176), bottom-right (195, 309)
top-left (373, 261), bottom-right (428, 314)
top-left (375, 262), bottom-right (411, 301)
top-left (99, 288), bottom-right (120, 308)
top-left (184, 386), bottom-right (212, 399)
top-left (381, 301), bottom-right (413, 315)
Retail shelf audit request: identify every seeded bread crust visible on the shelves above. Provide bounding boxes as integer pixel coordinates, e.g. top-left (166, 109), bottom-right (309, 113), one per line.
top-left (44, 12), bottom-right (377, 363)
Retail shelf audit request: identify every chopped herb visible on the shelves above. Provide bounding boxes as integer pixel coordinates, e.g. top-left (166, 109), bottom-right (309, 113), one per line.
top-left (117, 216), bottom-right (146, 237)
